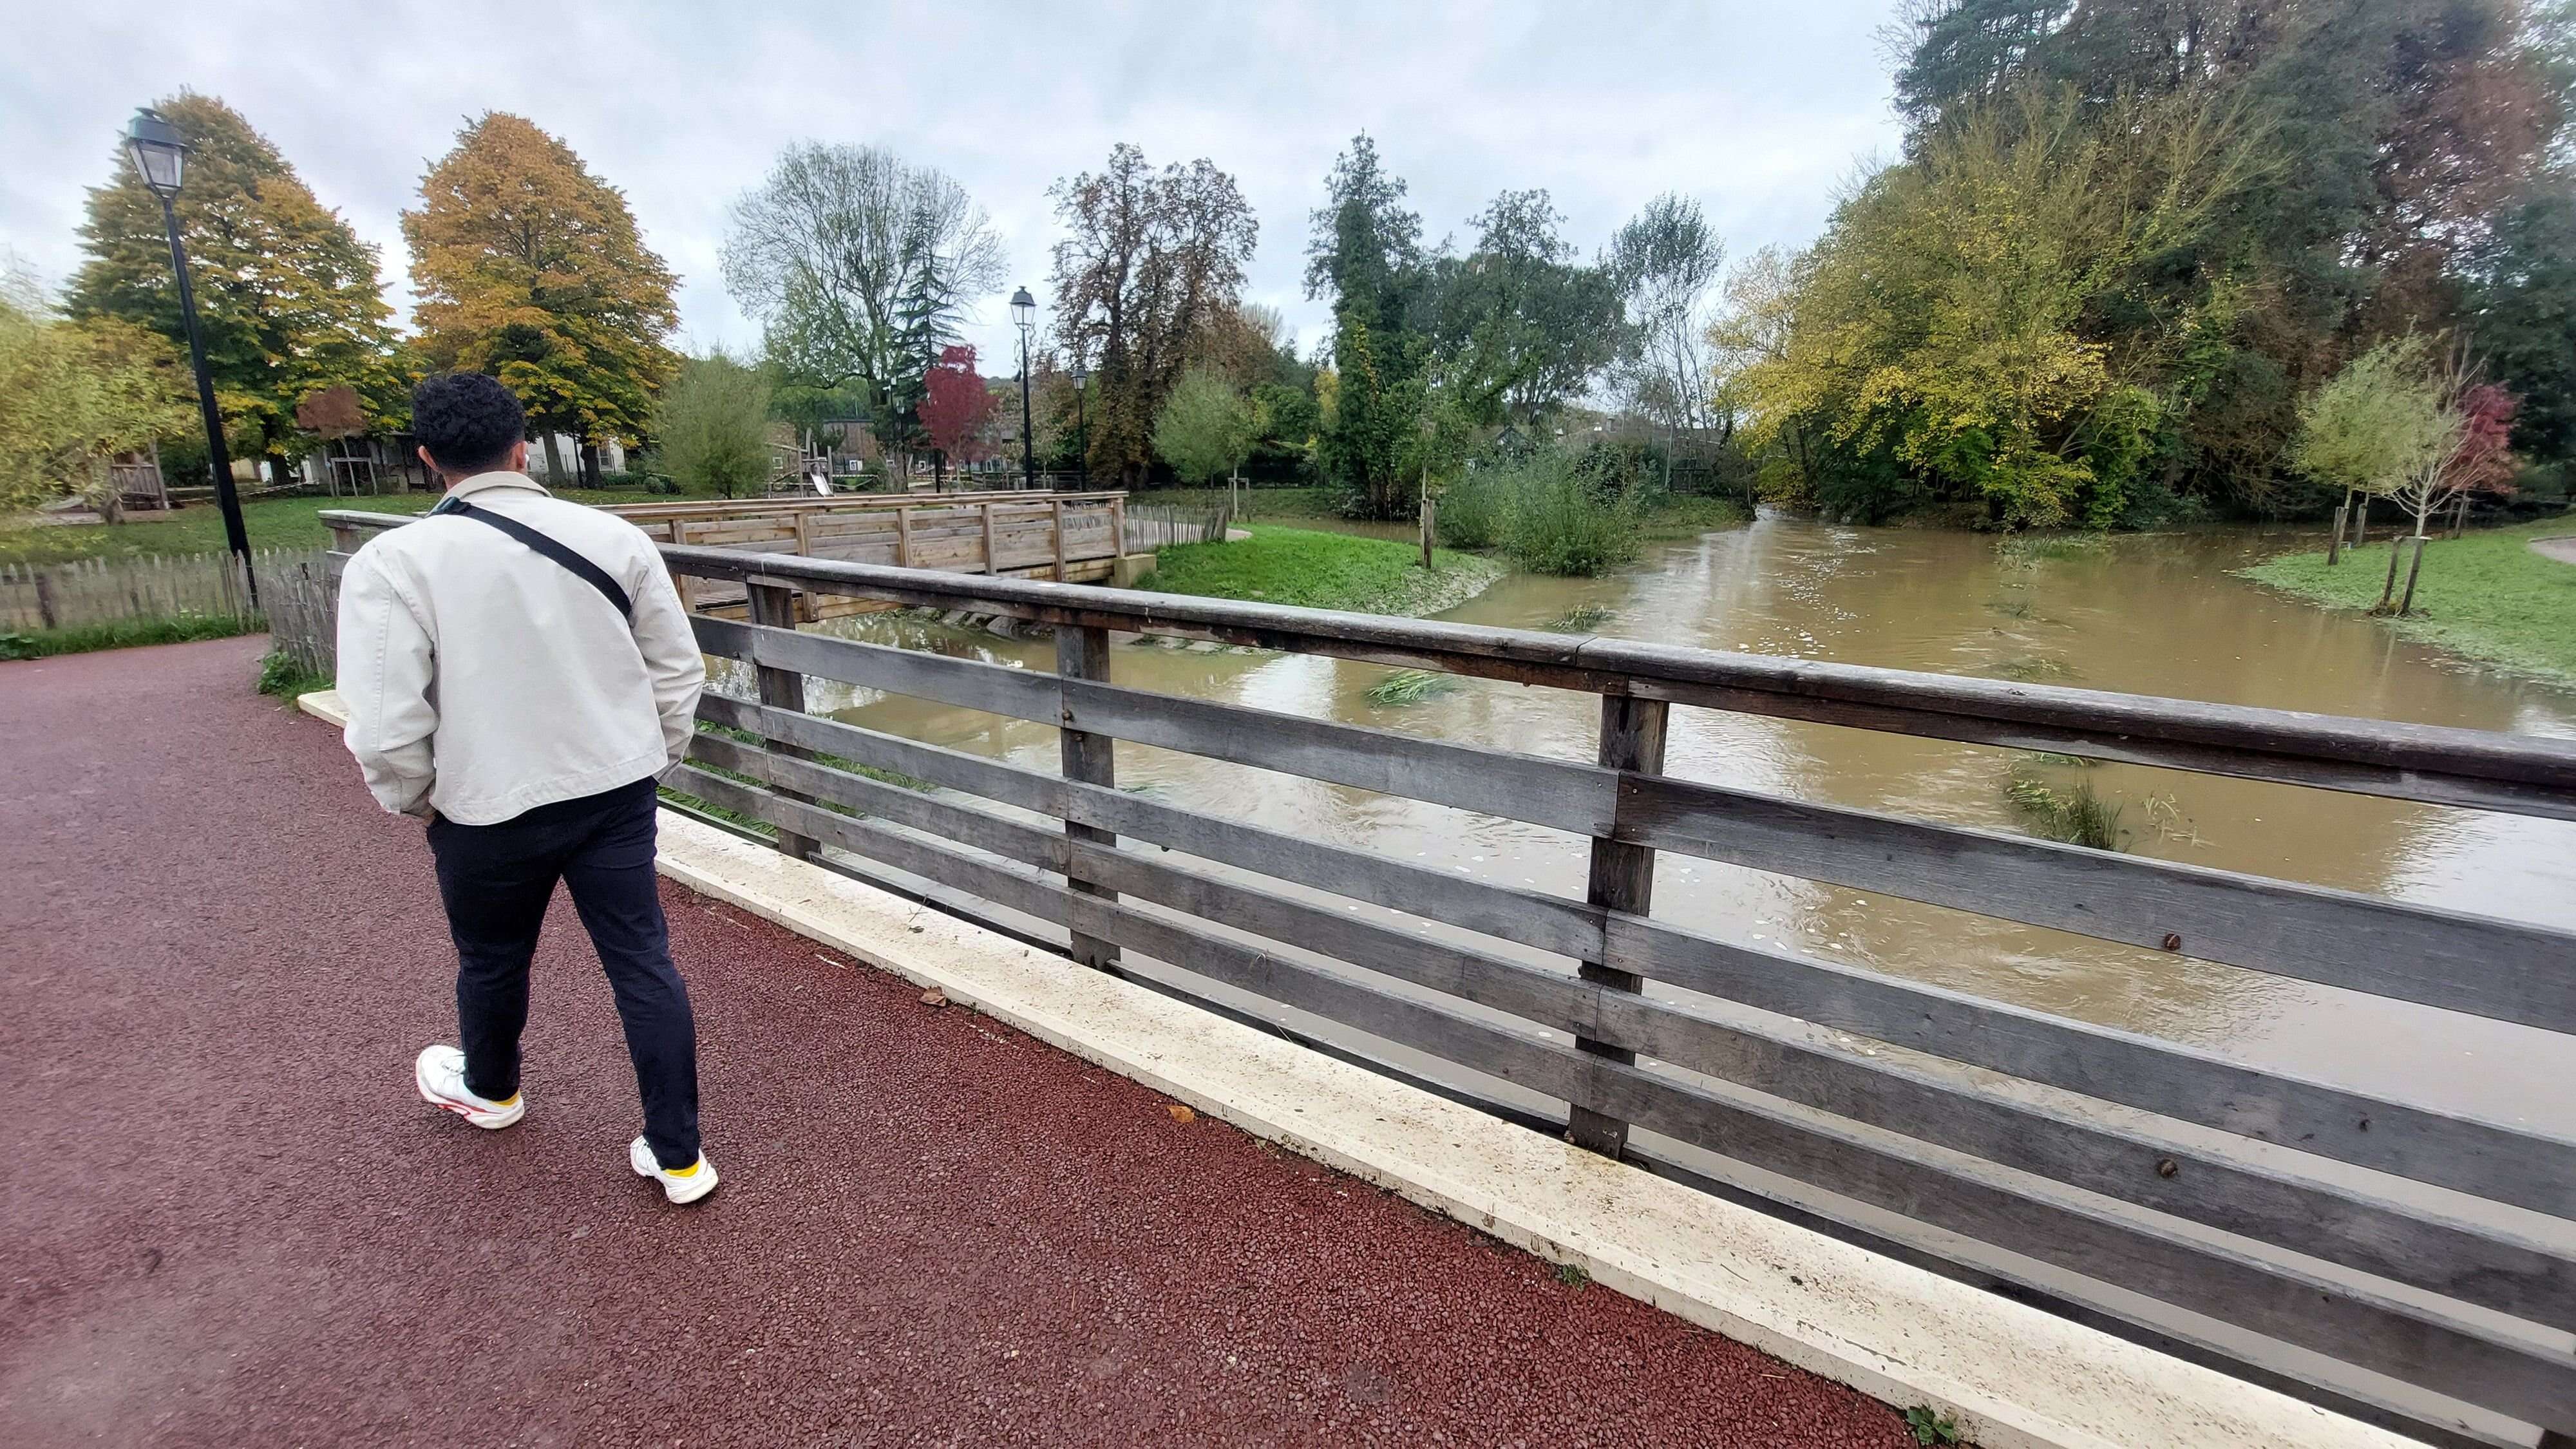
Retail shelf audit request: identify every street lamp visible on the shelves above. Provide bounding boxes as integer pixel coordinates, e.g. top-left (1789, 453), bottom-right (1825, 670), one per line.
top-left (1069, 359), bottom-right (1088, 488)
top-left (126, 108), bottom-right (256, 606)
top-left (1009, 285), bottom-right (1036, 490)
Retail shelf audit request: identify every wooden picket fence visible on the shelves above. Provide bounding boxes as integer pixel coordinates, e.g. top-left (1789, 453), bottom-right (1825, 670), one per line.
top-left (1121, 502), bottom-right (1231, 551)
top-left (0, 549), bottom-right (335, 663)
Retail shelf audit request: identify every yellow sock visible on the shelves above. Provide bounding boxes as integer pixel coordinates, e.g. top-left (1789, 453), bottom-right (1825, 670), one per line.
top-left (491, 1094), bottom-right (520, 1108)
top-left (665, 1159), bottom-right (700, 1177)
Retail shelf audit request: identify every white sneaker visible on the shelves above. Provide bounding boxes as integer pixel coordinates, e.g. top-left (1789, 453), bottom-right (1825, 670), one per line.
top-left (413, 1045), bottom-right (526, 1129)
top-left (630, 1135), bottom-right (719, 1204)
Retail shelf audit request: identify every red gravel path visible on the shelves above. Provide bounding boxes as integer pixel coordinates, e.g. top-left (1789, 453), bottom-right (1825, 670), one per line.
top-left (1, 636), bottom-right (1912, 1448)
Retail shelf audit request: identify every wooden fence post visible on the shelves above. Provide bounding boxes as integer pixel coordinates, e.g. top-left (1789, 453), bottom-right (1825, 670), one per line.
top-left (2327, 501), bottom-right (2346, 565)
top-left (980, 502), bottom-right (999, 574)
top-left (1057, 623), bottom-right (1120, 969)
top-left (1110, 496), bottom-right (1126, 558)
top-left (1568, 692), bottom-right (1669, 1157)
top-left (895, 507), bottom-right (913, 568)
top-left (746, 580), bottom-right (820, 862)
top-left (1051, 500), bottom-right (1070, 581)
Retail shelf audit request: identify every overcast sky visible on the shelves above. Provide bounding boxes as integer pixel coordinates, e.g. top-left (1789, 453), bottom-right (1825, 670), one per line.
top-left (1, 1), bottom-right (1902, 371)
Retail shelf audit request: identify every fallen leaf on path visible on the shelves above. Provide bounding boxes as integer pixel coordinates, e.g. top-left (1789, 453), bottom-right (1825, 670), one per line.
top-left (1166, 1104), bottom-right (1197, 1124)
top-left (920, 989), bottom-right (948, 1008)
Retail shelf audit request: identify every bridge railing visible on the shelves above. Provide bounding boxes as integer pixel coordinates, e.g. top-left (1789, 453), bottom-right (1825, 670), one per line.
top-left (325, 515), bottom-right (2576, 1436)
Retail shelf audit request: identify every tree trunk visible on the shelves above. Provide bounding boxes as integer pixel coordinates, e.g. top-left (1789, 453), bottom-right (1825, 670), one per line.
top-left (2398, 530), bottom-right (2429, 616)
top-left (2377, 520), bottom-right (2405, 611)
top-left (1419, 467), bottom-right (1435, 571)
top-left (539, 430), bottom-right (568, 485)
top-left (578, 435), bottom-right (601, 489)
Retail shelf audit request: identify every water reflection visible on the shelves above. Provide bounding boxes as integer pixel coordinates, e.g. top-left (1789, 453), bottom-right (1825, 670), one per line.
top-left (785, 514), bottom-right (2576, 1125)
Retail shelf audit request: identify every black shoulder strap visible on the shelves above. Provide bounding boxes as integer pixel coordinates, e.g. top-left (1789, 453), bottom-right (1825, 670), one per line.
top-left (431, 496), bottom-right (632, 620)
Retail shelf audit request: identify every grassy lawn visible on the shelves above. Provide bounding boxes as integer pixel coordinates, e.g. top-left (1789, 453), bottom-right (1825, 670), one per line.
top-left (2239, 515), bottom-right (2576, 682)
top-left (0, 486), bottom-right (710, 566)
top-left (1140, 525), bottom-right (1504, 616)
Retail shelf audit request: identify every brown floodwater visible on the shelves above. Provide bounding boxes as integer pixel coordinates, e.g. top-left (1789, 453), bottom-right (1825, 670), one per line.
top-left (778, 514), bottom-right (2576, 1133)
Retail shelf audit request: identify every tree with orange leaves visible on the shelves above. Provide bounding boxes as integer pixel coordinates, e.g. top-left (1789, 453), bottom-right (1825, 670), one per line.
top-left (403, 113), bottom-right (679, 483)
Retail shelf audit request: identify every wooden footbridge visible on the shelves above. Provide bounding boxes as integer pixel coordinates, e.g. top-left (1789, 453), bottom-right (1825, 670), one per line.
top-left (319, 506), bottom-right (2576, 1446)
top-left (600, 492), bottom-right (1137, 620)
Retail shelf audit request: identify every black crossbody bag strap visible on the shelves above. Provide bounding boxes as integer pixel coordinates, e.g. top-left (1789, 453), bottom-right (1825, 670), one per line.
top-left (430, 497), bottom-right (633, 620)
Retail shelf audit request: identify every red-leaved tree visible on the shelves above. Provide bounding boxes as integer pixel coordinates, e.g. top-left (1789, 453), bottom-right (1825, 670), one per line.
top-left (2445, 384), bottom-right (2519, 500)
top-left (918, 344), bottom-right (994, 489)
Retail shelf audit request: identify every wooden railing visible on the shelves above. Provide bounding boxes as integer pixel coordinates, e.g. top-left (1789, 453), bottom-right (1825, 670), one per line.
top-left (321, 516), bottom-right (2576, 1437)
top-left (601, 493), bottom-right (1130, 620)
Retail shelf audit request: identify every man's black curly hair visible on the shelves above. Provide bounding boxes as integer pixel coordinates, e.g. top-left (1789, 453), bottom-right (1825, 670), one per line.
top-left (412, 372), bottom-right (527, 477)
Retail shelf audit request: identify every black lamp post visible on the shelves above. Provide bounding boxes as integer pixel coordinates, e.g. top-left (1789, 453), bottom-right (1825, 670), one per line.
top-left (1070, 359), bottom-right (1088, 488)
top-left (126, 108), bottom-right (255, 606)
top-left (1010, 285), bottom-right (1036, 490)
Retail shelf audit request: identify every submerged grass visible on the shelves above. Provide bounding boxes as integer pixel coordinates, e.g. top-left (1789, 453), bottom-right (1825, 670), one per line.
top-left (2005, 773), bottom-right (2126, 850)
top-left (1141, 526), bottom-right (1502, 616)
top-left (1542, 601), bottom-right (1618, 632)
top-left (1365, 668), bottom-right (1462, 706)
top-left (1992, 655), bottom-right (2078, 682)
top-left (2240, 516), bottom-right (2576, 683)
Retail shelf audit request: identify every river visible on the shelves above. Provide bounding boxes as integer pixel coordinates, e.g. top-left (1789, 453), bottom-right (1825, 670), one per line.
top-left (791, 514), bottom-right (2576, 1133)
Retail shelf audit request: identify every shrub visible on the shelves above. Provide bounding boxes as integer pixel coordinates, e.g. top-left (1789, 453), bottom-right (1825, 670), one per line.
top-left (654, 354), bottom-right (773, 498)
top-left (1495, 453), bottom-right (1642, 576)
top-left (1434, 474), bottom-right (1508, 549)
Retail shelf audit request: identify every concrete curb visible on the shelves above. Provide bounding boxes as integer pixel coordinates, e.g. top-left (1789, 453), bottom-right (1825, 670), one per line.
top-left (292, 688), bottom-right (2413, 1449)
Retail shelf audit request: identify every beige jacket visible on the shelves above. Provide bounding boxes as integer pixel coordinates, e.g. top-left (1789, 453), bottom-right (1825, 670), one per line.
top-left (336, 472), bottom-right (705, 825)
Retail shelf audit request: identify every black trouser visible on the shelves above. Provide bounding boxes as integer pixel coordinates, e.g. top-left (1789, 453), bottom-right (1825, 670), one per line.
top-left (426, 776), bottom-right (700, 1169)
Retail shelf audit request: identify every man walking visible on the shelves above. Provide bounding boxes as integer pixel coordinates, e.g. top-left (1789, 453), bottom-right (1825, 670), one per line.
top-left (337, 372), bottom-right (717, 1204)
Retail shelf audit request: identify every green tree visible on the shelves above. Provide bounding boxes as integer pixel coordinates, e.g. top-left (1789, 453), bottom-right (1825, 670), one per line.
top-left (2464, 171), bottom-right (2576, 464)
top-left (721, 142), bottom-right (1005, 462)
top-left (654, 354), bottom-right (775, 499)
top-left (2292, 335), bottom-right (2450, 533)
top-left (1317, 307), bottom-right (1425, 518)
top-left (405, 113), bottom-right (681, 485)
top-left (69, 93), bottom-right (397, 483)
top-left (0, 276), bottom-right (193, 515)
top-left (1421, 189), bottom-right (1625, 426)
top-left (1152, 366), bottom-right (1256, 486)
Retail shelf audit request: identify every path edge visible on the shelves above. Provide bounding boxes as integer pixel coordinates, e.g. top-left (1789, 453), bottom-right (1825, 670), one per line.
top-left (294, 688), bottom-right (2415, 1449)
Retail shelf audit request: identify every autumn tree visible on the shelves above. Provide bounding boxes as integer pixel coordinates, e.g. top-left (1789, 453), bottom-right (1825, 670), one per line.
top-left (406, 114), bottom-right (678, 486)
top-left (0, 275), bottom-right (191, 515)
top-left (918, 345), bottom-right (995, 489)
top-left (1737, 87), bottom-right (2269, 527)
top-left (70, 92), bottom-right (397, 485)
top-left (721, 142), bottom-right (1005, 462)
top-left (1046, 144), bottom-right (1258, 485)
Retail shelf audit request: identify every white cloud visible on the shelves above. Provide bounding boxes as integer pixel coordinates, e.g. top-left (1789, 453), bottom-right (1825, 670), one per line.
top-left (0, 0), bottom-right (1899, 375)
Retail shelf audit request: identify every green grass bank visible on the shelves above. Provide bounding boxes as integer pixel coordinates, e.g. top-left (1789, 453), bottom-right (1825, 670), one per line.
top-left (2240, 515), bottom-right (2576, 682)
top-left (1140, 525), bottom-right (1503, 617)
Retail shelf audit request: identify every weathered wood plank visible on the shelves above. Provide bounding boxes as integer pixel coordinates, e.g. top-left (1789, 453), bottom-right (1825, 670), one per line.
top-left (1618, 772), bottom-right (2576, 1036)
top-left (1606, 916), bottom-right (2576, 1219)
top-left (743, 582), bottom-right (817, 862)
top-left (1057, 624), bottom-right (1120, 970)
top-left (1571, 694), bottom-right (1666, 1157)
top-left (692, 615), bottom-right (1062, 726)
top-left (1061, 681), bottom-right (1618, 837)
top-left (692, 696), bottom-right (1607, 959)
